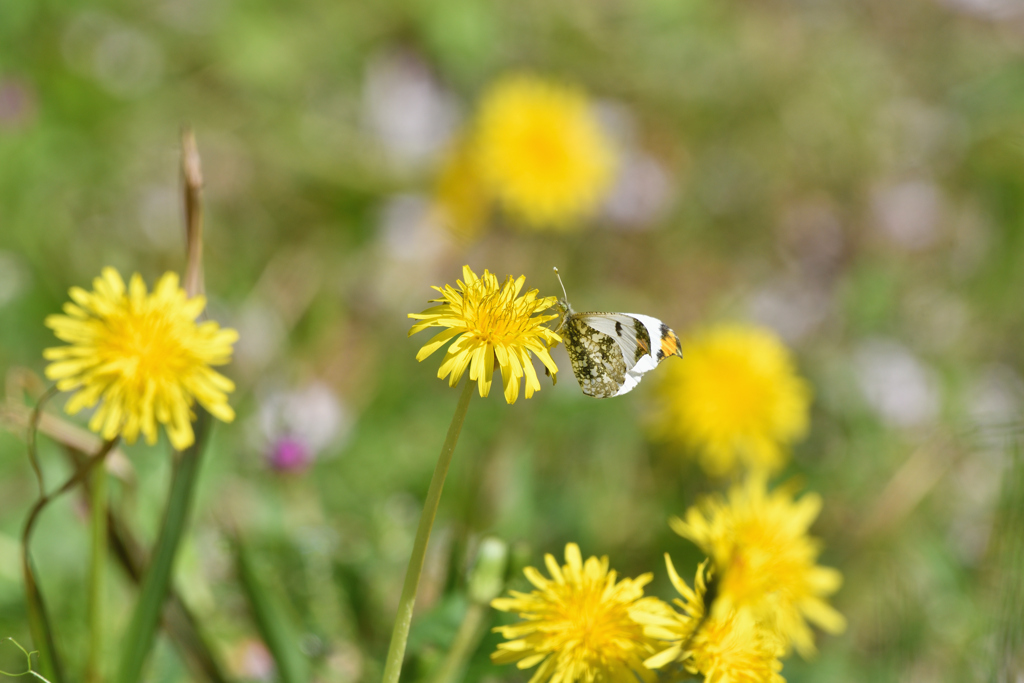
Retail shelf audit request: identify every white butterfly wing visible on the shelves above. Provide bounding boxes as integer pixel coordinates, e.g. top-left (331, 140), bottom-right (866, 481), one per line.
top-left (577, 314), bottom-right (645, 367)
top-left (578, 313), bottom-right (670, 397)
top-left (624, 313), bottom-right (677, 356)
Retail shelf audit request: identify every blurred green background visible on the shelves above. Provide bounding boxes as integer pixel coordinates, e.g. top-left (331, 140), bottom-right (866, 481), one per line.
top-left (3, 0), bottom-right (1024, 680)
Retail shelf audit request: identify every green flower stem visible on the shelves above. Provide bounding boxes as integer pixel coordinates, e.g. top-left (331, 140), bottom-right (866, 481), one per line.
top-left (382, 379), bottom-right (475, 683)
top-left (116, 410), bottom-right (211, 683)
top-left (86, 463), bottom-right (108, 683)
top-left (103, 503), bottom-right (230, 683)
top-left (23, 557), bottom-right (61, 683)
top-left (22, 436), bottom-right (119, 683)
top-left (25, 388), bottom-right (58, 497)
top-left (429, 602), bottom-right (487, 683)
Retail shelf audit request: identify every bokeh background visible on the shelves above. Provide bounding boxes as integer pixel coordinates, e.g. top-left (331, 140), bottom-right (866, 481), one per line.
top-left (3, 0), bottom-right (1024, 680)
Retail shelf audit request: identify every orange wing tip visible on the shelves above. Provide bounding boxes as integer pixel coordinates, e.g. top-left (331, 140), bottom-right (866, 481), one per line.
top-left (661, 331), bottom-right (682, 359)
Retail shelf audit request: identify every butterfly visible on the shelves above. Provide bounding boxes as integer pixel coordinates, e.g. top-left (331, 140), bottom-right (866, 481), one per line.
top-left (552, 268), bottom-right (683, 398)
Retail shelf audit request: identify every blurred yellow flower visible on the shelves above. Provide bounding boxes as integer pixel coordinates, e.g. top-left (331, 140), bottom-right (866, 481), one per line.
top-left (652, 324), bottom-right (810, 476)
top-left (688, 610), bottom-right (786, 683)
top-left (44, 267), bottom-right (238, 451)
top-left (474, 74), bottom-right (617, 228)
top-left (630, 556), bottom-right (708, 669)
top-left (671, 475), bottom-right (845, 658)
top-left (491, 543), bottom-right (666, 683)
top-left (634, 557), bottom-right (786, 683)
top-left (433, 136), bottom-right (490, 241)
top-left (408, 265), bottom-right (561, 403)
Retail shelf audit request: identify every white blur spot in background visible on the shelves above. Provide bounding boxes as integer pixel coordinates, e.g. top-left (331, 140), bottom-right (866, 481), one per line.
top-left (597, 103), bottom-right (675, 230)
top-left (373, 193), bottom-right (456, 313)
top-left (257, 382), bottom-right (351, 472)
top-left (93, 26), bottom-right (163, 97)
top-left (62, 12), bottom-right (163, 98)
top-left (324, 641), bottom-right (364, 683)
top-left (232, 301), bottom-right (288, 374)
top-left (749, 279), bottom-right (832, 344)
top-left (854, 338), bottom-right (941, 428)
top-left (871, 179), bottom-right (943, 252)
top-left (380, 194), bottom-right (449, 263)
top-left (155, 0), bottom-right (227, 34)
top-left (138, 185), bottom-right (182, 252)
top-left (603, 151), bottom-right (673, 230)
top-left (0, 251), bottom-right (29, 308)
top-left (227, 638), bottom-right (275, 682)
top-left (362, 50), bottom-right (458, 171)
top-left (939, 0), bottom-right (1024, 19)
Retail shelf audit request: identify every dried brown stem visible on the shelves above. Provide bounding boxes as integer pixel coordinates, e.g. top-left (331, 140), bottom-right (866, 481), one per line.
top-left (0, 402), bottom-right (135, 485)
top-left (181, 127), bottom-right (205, 299)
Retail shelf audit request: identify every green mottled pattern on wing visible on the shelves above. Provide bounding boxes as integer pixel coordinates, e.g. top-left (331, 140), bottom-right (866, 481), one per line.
top-left (564, 317), bottom-right (626, 398)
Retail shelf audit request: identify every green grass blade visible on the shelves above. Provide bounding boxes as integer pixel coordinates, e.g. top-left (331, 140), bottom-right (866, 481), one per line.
top-left (115, 411), bottom-right (211, 683)
top-left (22, 436), bottom-right (116, 683)
top-left (992, 441), bottom-right (1024, 680)
top-left (22, 555), bottom-right (65, 683)
top-left (86, 464), bottom-right (107, 683)
top-left (20, 388), bottom-right (64, 683)
top-left (233, 535), bottom-right (308, 683)
top-left (100, 474), bottom-right (230, 682)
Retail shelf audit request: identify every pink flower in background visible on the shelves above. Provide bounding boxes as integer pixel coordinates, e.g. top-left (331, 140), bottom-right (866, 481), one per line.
top-left (257, 381), bottom-right (350, 473)
top-left (268, 436), bottom-right (312, 473)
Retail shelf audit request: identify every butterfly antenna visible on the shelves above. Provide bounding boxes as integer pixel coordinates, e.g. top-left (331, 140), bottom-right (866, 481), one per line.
top-left (553, 267), bottom-right (569, 301)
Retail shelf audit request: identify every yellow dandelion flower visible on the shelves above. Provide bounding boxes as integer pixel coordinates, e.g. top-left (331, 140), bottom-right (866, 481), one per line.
top-left (630, 557), bottom-right (709, 669)
top-left (474, 74), bottom-right (617, 228)
top-left (671, 475), bottom-right (845, 658)
top-left (688, 610), bottom-right (786, 683)
top-left (490, 543), bottom-right (666, 683)
top-left (408, 265), bottom-right (561, 404)
top-left (634, 557), bottom-right (786, 683)
top-left (652, 324), bottom-right (811, 477)
top-left (43, 267), bottom-right (238, 451)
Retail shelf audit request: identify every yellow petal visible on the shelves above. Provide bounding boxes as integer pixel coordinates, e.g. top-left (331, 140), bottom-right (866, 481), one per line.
top-left (415, 328), bottom-right (462, 361)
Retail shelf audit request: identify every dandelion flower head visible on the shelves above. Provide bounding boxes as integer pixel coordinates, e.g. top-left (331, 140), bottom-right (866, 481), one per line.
top-left (491, 543), bottom-right (667, 683)
top-left (634, 557), bottom-right (786, 683)
top-left (408, 265), bottom-right (561, 404)
top-left (474, 74), bottom-right (617, 229)
top-left (688, 610), bottom-right (786, 683)
top-left (652, 324), bottom-right (811, 476)
top-left (44, 267), bottom-right (238, 451)
top-left (671, 475), bottom-right (845, 658)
